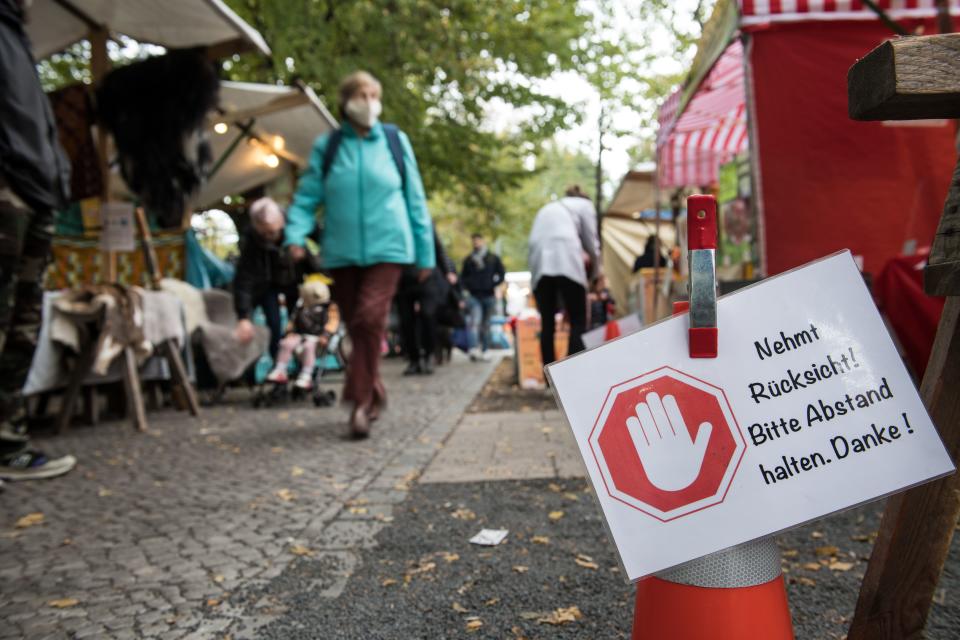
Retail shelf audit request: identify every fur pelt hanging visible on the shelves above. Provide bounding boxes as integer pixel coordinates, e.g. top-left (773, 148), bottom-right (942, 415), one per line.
top-left (95, 48), bottom-right (219, 228)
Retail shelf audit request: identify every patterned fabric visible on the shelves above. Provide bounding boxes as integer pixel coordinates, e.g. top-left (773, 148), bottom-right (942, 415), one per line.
top-left (740, 0), bottom-right (959, 25)
top-left (0, 174), bottom-right (53, 424)
top-left (48, 84), bottom-right (103, 202)
top-left (45, 233), bottom-right (185, 290)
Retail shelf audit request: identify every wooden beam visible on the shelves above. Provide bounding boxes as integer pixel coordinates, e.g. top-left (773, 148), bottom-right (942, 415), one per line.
top-left (848, 34), bottom-right (960, 121)
top-left (216, 92), bottom-right (310, 126)
top-left (926, 155), bottom-right (960, 296)
top-left (847, 297), bottom-right (960, 639)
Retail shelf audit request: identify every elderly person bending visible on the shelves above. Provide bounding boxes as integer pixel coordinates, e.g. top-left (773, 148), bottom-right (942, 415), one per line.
top-left (285, 70), bottom-right (435, 438)
top-left (233, 197), bottom-right (301, 360)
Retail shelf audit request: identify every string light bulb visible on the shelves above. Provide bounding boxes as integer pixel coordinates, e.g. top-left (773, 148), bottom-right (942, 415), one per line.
top-left (263, 153), bottom-right (280, 168)
top-left (213, 122), bottom-right (228, 134)
top-left (272, 135), bottom-right (285, 151)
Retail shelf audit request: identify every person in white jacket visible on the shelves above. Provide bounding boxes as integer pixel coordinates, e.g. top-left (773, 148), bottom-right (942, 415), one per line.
top-left (527, 185), bottom-right (600, 365)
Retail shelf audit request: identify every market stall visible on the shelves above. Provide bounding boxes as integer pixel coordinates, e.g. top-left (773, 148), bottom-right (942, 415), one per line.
top-left (602, 169), bottom-right (678, 322)
top-left (657, 0), bottom-right (959, 278)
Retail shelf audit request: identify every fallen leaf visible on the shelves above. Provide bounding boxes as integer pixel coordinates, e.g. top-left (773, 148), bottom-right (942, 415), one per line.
top-left (541, 426), bottom-right (553, 434)
top-left (375, 514), bottom-right (395, 523)
top-left (213, 575), bottom-right (225, 584)
top-left (575, 557), bottom-right (600, 570)
top-left (793, 577), bottom-right (817, 587)
top-left (531, 536), bottom-right (551, 545)
top-left (782, 549), bottom-right (799, 558)
top-left (97, 487), bottom-right (112, 497)
top-left (538, 606), bottom-right (583, 625)
top-left (15, 513), bottom-right (44, 529)
top-left (563, 492), bottom-right (580, 502)
top-left (206, 598), bottom-right (220, 607)
top-left (548, 483), bottom-right (562, 493)
top-left (48, 598), bottom-right (79, 608)
top-left (452, 508), bottom-right (477, 521)
top-left (513, 565), bottom-right (529, 573)
top-left (349, 507), bottom-right (369, 515)
top-left (548, 510), bottom-right (564, 521)
top-left (346, 498), bottom-right (370, 507)
top-left (850, 534), bottom-right (871, 542)
top-left (485, 598), bottom-right (500, 606)
top-left (291, 466), bottom-right (305, 477)
top-left (289, 544), bottom-right (315, 557)
top-left (811, 531), bottom-right (824, 539)
top-left (275, 489), bottom-right (296, 502)
top-left (381, 579), bottom-right (397, 587)
top-left (452, 602), bottom-right (469, 613)
top-left (407, 561), bottom-right (436, 576)
top-left (802, 562), bottom-right (822, 571)
top-left (271, 446), bottom-right (284, 454)
top-left (439, 552), bottom-right (460, 563)
top-left (61, 538), bottom-right (72, 546)
top-left (278, 411), bottom-right (290, 421)
top-left (815, 545), bottom-right (839, 557)
top-left (465, 617), bottom-right (483, 632)
top-left (829, 561), bottom-right (855, 572)
top-left (394, 470), bottom-right (420, 491)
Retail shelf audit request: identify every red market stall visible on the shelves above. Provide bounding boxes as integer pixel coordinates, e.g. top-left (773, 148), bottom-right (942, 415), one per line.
top-left (658, 0), bottom-right (959, 278)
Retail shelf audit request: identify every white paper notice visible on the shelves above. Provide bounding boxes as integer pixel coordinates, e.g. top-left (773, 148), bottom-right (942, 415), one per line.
top-left (100, 202), bottom-right (136, 252)
top-left (546, 251), bottom-right (955, 582)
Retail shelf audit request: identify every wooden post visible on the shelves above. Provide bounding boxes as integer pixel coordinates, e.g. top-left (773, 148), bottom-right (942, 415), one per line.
top-left (89, 27), bottom-right (115, 283)
top-left (134, 209), bottom-right (200, 417)
top-left (847, 33), bottom-right (960, 640)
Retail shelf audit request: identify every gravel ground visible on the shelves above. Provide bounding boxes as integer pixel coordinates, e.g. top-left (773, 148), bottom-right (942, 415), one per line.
top-left (467, 357), bottom-right (556, 414)
top-left (228, 477), bottom-right (960, 639)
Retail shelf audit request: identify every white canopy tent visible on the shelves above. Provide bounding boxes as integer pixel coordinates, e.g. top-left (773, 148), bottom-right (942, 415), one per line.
top-left (25, 0), bottom-right (270, 59)
top-left (196, 81), bottom-right (338, 208)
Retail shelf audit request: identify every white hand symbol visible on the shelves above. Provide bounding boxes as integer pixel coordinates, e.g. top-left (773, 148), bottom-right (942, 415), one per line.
top-left (626, 392), bottom-right (712, 491)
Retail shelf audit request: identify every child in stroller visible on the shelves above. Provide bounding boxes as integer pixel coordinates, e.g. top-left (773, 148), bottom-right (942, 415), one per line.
top-left (259, 278), bottom-right (339, 406)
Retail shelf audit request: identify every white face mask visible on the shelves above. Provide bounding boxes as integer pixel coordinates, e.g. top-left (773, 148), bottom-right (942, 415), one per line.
top-left (345, 98), bottom-right (382, 129)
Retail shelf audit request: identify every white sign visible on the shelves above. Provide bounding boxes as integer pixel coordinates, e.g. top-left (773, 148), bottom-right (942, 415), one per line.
top-left (546, 251), bottom-right (955, 581)
top-left (100, 202), bottom-right (136, 252)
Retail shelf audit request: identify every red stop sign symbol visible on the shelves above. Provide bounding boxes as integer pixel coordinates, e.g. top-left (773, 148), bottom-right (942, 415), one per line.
top-left (588, 366), bottom-right (746, 522)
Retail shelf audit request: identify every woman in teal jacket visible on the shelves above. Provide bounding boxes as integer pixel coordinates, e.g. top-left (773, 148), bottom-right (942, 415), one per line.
top-left (286, 70), bottom-right (435, 437)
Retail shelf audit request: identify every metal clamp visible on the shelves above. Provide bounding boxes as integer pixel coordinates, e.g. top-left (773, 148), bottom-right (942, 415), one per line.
top-left (686, 194), bottom-right (718, 358)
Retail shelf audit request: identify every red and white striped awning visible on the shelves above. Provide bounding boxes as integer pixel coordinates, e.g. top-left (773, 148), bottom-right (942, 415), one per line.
top-left (740, 0), bottom-right (959, 26)
top-left (657, 40), bottom-right (747, 188)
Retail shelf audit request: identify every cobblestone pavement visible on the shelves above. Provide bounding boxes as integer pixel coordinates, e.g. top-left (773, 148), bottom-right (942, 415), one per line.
top-left (0, 354), bottom-right (498, 640)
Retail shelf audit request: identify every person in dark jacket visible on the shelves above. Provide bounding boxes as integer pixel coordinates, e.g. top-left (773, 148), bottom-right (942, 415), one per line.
top-left (233, 197), bottom-right (302, 359)
top-left (0, 0), bottom-right (76, 481)
top-left (461, 233), bottom-right (504, 361)
top-left (397, 225), bottom-right (456, 375)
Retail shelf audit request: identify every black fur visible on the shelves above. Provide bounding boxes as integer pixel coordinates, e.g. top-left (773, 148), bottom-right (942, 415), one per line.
top-left (95, 48), bottom-right (219, 228)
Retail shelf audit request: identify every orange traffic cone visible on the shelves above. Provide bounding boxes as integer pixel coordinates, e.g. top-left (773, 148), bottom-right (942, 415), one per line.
top-left (631, 538), bottom-right (794, 640)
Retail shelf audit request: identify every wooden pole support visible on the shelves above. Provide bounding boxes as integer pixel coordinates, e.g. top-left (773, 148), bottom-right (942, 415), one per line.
top-left (848, 34), bottom-right (960, 121)
top-left (848, 297), bottom-right (960, 640)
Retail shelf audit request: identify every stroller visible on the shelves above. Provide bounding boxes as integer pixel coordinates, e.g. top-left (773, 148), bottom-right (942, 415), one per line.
top-left (253, 280), bottom-right (346, 408)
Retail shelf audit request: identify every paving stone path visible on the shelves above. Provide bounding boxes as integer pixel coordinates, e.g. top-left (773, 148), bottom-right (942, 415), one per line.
top-left (0, 355), bottom-right (498, 640)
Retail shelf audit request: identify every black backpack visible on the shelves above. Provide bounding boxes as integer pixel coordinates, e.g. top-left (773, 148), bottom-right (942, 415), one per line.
top-left (321, 124), bottom-right (406, 189)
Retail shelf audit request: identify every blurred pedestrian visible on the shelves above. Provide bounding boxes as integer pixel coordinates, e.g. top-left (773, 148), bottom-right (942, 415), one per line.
top-left (0, 0), bottom-right (76, 480)
top-left (461, 233), bottom-right (504, 362)
top-left (232, 197), bottom-right (301, 360)
top-left (588, 274), bottom-right (616, 330)
top-left (285, 70), bottom-right (435, 438)
top-left (527, 185), bottom-right (600, 365)
top-left (397, 225), bottom-right (456, 375)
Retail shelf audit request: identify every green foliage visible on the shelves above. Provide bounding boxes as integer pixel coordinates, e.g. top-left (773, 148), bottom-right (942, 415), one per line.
top-left (222, 0), bottom-right (590, 212)
top-left (433, 142), bottom-right (595, 271)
